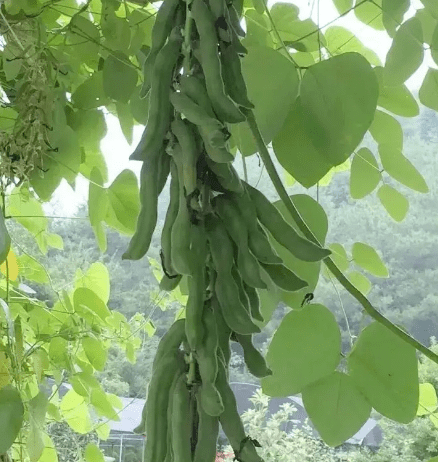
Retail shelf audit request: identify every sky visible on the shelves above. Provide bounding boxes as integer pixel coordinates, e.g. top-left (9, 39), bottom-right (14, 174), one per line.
top-left (48, 0), bottom-right (434, 217)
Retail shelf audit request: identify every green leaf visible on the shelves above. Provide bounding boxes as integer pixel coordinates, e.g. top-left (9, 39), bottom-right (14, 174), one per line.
top-left (75, 262), bottom-right (110, 304)
top-left (116, 102), bottom-right (134, 144)
top-left (347, 270), bottom-right (372, 296)
top-left (49, 337), bottom-right (70, 369)
top-left (332, 0), bottom-right (353, 15)
top-left (27, 391), bottom-right (48, 462)
top-left (67, 15), bottom-right (100, 66)
top-left (417, 383), bottom-right (437, 416)
top-left (70, 372), bottom-right (101, 397)
top-left (354, 0), bottom-right (384, 30)
top-left (419, 68), bottom-right (438, 111)
top-left (74, 287), bottom-right (111, 321)
top-left (382, 0), bottom-right (410, 36)
top-left (349, 148), bottom-right (381, 199)
top-left (85, 443), bottom-right (105, 462)
top-left (105, 169), bottom-right (140, 234)
top-left (375, 67), bottom-right (419, 117)
top-left (67, 107), bottom-right (107, 152)
top-left (72, 72), bottom-right (110, 110)
top-left (102, 16), bottom-right (131, 52)
top-left (273, 195), bottom-right (329, 309)
top-left (16, 255), bottom-right (48, 284)
top-left (377, 184), bottom-right (409, 222)
top-left (231, 46), bottom-right (299, 157)
top-left (46, 233), bottom-right (64, 250)
top-left (0, 107), bottom-right (18, 131)
top-left (347, 321), bottom-right (419, 423)
top-left (30, 125), bottom-right (82, 201)
top-left (432, 25), bottom-right (438, 66)
top-left (103, 52), bottom-right (138, 103)
top-left (60, 390), bottom-right (93, 434)
top-left (379, 144), bottom-right (429, 193)
top-left (273, 98), bottom-right (332, 187)
top-left (3, 42), bottom-right (23, 81)
top-left (352, 242), bottom-right (389, 278)
top-left (324, 26), bottom-right (381, 66)
top-left (82, 337), bottom-right (107, 371)
top-left (302, 372), bottom-right (371, 447)
top-left (90, 389), bottom-right (120, 420)
top-left (88, 167), bottom-right (108, 252)
top-left (270, 4), bottom-right (324, 52)
top-left (38, 434), bottom-right (58, 462)
top-left (242, 10), bottom-right (273, 48)
top-left (415, 9), bottom-right (437, 45)
top-left (300, 52), bottom-right (379, 166)
top-left (369, 110), bottom-right (403, 152)
top-left (383, 18), bottom-right (424, 86)
top-left (421, 0), bottom-right (438, 19)
top-left (80, 149), bottom-right (109, 185)
top-left (327, 243), bottom-right (349, 272)
top-left (251, 0), bottom-right (265, 14)
top-left (262, 304), bottom-right (341, 397)
top-left (0, 385), bottom-right (24, 453)
top-left (95, 423), bottom-right (111, 441)
top-left (130, 86), bottom-right (150, 125)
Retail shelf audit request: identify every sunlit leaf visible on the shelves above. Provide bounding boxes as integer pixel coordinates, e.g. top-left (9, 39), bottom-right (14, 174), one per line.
top-left (420, 68), bottom-right (438, 111)
top-left (377, 184), bottom-right (409, 222)
top-left (369, 110), bottom-right (403, 152)
top-left (0, 385), bottom-right (24, 453)
top-left (82, 336), bottom-right (108, 371)
top-left (352, 242), bottom-right (389, 278)
top-left (417, 383), bottom-right (437, 416)
top-left (349, 148), bottom-right (381, 199)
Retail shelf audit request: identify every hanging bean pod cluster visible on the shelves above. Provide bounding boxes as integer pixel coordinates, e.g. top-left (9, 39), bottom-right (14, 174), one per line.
top-left (124, 0), bottom-right (331, 459)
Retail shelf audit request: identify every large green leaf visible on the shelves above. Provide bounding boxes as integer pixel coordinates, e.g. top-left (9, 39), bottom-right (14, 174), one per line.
top-left (375, 67), bottom-right (419, 117)
top-left (417, 383), bottom-right (438, 416)
top-left (85, 443), bottom-right (105, 462)
top-left (231, 46), bottom-right (299, 156)
top-left (326, 243), bottom-right (349, 273)
top-left (67, 107), bottom-right (107, 152)
top-left (273, 195), bottom-right (329, 309)
top-left (379, 144), bottom-right (429, 193)
top-left (347, 321), bottom-right (419, 423)
top-left (75, 262), bottom-right (110, 304)
top-left (299, 52), bottom-right (378, 165)
top-left (369, 110), bottom-right (403, 151)
top-left (415, 9), bottom-right (437, 45)
top-left (273, 98), bottom-right (332, 187)
top-left (324, 26), bottom-right (381, 66)
top-left (349, 148), bottom-right (381, 199)
top-left (16, 254), bottom-right (49, 284)
top-left (421, 0), bottom-right (438, 19)
top-left (302, 372), bottom-right (372, 447)
top-left (66, 15), bottom-right (100, 66)
top-left (60, 390), bottom-right (93, 434)
top-left (105, 169), bottom-right (140, 235)
top-left (352, 242), bottom-right (389, 278)
top-left (382, 0), bottom-right (410, 36)
top-left (102, 52), bottom-right (138, 103)
top-left (72, 72), bottom-right (110, 110)
top-left (377, 184), bottom-right (409, 222)
top-left (74, 287), bottom-right (111, 322)
top-left (354, 0), bottom-right (384, 30)
top-left (82, 337), bottom-right (108, 371)
top-left (0, 385), bottom-right (24, 453)
top-left (347, 270), bottom-right (372, 296)
top-left (332, 0), bottom-right (353, 15)
top-left (262, 304), bottom-right (341, 397)
top-left (383, 18), bottom-right (424, 86)
top-left (242, 9), bottom-right (273, 48)
top-left (91, 388), bottom-right (120, 420)
top-left (27, 391), bottom-right (48, 462)
top-left (419, 68), bottom-right (438, 111)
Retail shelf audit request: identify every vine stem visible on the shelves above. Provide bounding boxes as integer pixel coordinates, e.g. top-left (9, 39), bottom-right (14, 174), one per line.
top-left (243, 108), bottom-right (438, 365)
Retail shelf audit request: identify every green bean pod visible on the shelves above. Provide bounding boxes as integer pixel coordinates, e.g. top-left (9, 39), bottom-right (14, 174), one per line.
top-left (233, 333), bottom-right (272, 378)
top-left (214, 195), bottom-right (266, 289)
top-left (171, 119), bottom-right (200, 196)
top-left (193, 394), bottom-right (220, 462)
top-left (246, 182), bottom-right (332, 262)
top-left (216, 355), bottom-right (264, 462)
top-left (185, 223), bottom-right (207, 351)
top-left (260, 262), bottom-right (308, 292)
top-left (248, 224), bottom-right (283, 265)
top-left (130, 27), bottom-right (183, 162)
top-left (179, 74), bottom-right (216, 118)
top-left (122, 151), bottom-right (162, 261)
top-left (212, 295), bottom-right (232, 365)
top-left (206, 159), bottom-right (243, 193)
top-left (171, 374), bottom-right (192, 462)
top-left (152, 318), bottom-right (187, 372)
top-left (227, 3), bottom-right (246, 37)
top-left (170, 144), bottom-right (193, 275)
top-left (232, 265), bottom-right (250, 313)
top-left (164, 369), bottom-right (185, 462)
top-left (191, 0), bottom-right (246, 124)
top-left (157, 152), bottom-right (171, 196)
top-left (160, 274), bottom-right (182, 292)
top-left (220, 42), bottom-right (254, 109)
top-left (142, 351), bottom-right (186, 461)
top-left (243, 282), bottom-right (264, 322)
top-left (161, 159), bottom-right (180, 277)
top-left (140, 0), bottom-right (183, 97)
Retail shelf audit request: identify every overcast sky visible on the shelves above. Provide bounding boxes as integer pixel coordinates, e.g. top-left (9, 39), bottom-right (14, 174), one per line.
top-left (48, 0), bottom-right (433, 217)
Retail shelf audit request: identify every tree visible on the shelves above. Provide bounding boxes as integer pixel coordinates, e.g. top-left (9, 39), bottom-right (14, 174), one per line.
top-left (0, 0), bottom-right (438, 461)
